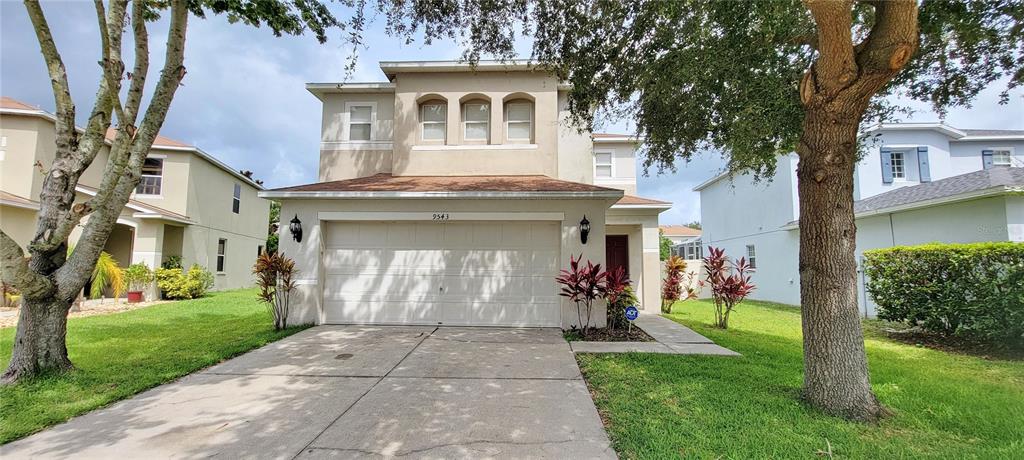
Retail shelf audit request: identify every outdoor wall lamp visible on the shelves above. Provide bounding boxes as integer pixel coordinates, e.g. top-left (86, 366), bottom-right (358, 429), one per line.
top-left (580, 215), bottom-right (591, 245)
top-left (289, 214), bottom-right (303, 243)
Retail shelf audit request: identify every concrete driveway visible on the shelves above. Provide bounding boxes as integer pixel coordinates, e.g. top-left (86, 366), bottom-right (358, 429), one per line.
top-left (1, 326), bottom-right (614, 459)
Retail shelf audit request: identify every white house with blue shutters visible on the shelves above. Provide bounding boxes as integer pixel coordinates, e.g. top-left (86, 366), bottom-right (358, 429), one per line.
top-left (695, 123), bottom-right (1024, 317)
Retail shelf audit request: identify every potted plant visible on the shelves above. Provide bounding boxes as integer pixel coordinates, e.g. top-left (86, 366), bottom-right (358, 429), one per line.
top-left (124, 263), bottom-right (153, 303)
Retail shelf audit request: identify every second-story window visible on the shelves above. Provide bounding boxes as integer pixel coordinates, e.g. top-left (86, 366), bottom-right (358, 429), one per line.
top-left (505, 102), bottom-right (533, 141)
top-left (463, 101), bottom-right (490, 141)
top-left (595, 152), bottom-right (613, 178)
top-left (232, 183), bottom-right (241, 214)
top-left (136, 157), bottom-right (163, 195)
top-left (889, 151), bottom-right (905, 179)
top-left (421, 102), bottom-right (447, 141)
top-left (993, 148), bottom-right (1012, 166)
top-left (348, 104), bottom-right (372, 141)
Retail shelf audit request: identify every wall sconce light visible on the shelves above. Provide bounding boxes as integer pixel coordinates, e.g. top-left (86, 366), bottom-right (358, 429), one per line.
top-left (580, 215), bottom-right (591, 245)
top-left (289, 214), bottom-right (303, 243)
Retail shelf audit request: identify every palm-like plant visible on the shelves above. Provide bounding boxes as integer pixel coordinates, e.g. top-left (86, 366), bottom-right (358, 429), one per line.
top-left (555, 254), bottom-right (607, 336)
top-left (254, 252), bottom-right (298, 330)
top-left (90, 252), bottom-right (126, 300)
top-left (702, 247), bottom-right (755, 329)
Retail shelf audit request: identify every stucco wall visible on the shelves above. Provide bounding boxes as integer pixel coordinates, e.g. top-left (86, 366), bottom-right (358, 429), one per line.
top-left (606, 209), bottom-right (662, 313)
top-left (0, 205), bottom-right (38, 248)
top-left (0, 115), bottom-right (43, 199)
top-left (593, 143), bottom-right (639, 195)
top-left (276, 197), bottom-right (613, 328)
top-left (555, 91), bottom-right (593, 185)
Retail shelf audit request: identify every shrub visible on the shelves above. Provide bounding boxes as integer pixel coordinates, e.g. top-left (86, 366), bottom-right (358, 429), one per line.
top-left (90, 252), bottom-right (125, 299)
top-left (254, 252), bottom-right (297, 330)
top-left (1, 282), bottom-right (19, 309)
top-left (604, 267), bottom-right (636, 330)
top-left (702, 247), bottom-right (755, 329)
top-left (161, 256), bottom-right (183, 270)
top-left (155, 264), bottom-right (214, 300)
top-left (864, 242), bottom-right (1024, 347)
top-left (124, 263), bottom-right (154, 293)
top-left (661, 256), bottom-right (686, 313)
top-left (555, 254), bottom-right (607, 336)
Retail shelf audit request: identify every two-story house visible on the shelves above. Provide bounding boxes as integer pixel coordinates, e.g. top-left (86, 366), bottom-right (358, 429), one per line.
top-left (260, 60), bottom-right (671, 328)
top-left (0, 96), bottom-right (270, 293)
top-left (696, 123), bottom-right (1024, 316)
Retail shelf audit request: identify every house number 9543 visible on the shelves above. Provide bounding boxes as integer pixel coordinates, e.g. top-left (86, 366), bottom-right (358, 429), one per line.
top-left (432, 213), bottom-right (450, 221)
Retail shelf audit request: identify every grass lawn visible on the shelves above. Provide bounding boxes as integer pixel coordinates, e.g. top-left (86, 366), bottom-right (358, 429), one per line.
top-left (578, 299), bottom-right (1024, 459)
top-left (0, 288), bottom-right (308, 444)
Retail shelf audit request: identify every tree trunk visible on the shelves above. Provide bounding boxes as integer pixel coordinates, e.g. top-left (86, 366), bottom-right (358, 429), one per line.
top-left (1, 298), bottom-right (73, 383)
top-left (796, 108), bottom-right (886, 422)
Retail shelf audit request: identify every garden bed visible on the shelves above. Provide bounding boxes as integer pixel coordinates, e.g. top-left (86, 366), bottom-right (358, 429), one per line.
top-left (564, 326), bottom-right (654, 342)
top-left (0, 298), bottom-right (170, 329)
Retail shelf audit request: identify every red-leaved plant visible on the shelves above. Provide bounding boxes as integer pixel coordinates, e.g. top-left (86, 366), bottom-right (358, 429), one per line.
top-left (604, 266), bottom-right (635, 330)
top-left (661, 255), bottom-right (687, 313)
top-left (702, 247), bottom-right (755, 329)
top-left (555, 254), bottom-right (607, 336)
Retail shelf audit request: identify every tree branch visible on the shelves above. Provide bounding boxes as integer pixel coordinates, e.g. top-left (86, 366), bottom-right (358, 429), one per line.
top-left (124, 0), bottom-right (149, 125)
top-left (803, 0), bottom-right (859, 99)
top-left (0, 230), bottom-right (54, 300)
top-left (23, 0), bottom-right (77, 155)
top-left (855, 0), bottom-right (918, 73)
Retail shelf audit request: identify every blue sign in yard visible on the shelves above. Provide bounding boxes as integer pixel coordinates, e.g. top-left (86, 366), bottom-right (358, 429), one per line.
top-left (625, 306), bottom-right (639, 321)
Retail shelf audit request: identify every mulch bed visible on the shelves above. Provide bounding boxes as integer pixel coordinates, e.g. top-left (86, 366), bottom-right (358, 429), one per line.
top-left (566, 326), bottom-right (655, 342)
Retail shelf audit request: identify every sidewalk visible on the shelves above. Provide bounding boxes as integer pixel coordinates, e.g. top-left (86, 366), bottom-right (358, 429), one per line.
top-left (570, 314), bottom-right (740, 356)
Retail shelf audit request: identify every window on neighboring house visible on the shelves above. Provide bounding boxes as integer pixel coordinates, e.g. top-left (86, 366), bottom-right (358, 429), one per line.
top-left (595, 152), bottom-right (613, 178)
top-left (348, 104), bottom-right (372, 141)
top-left (746, 244), bottom-right (757, 269)
top-left (216, 239), bottom-right (227, 273)
top-left (462, 101), bottom-right (490, 141)
top-left (889, 151), bottom-right (905, 180)
top-left (232, 183), bottom-right (241, 214)
top-left (992, 148), bottom-right (1013, 166)
top-left (420, 102), bottom-right (447, 141)
top-left (136, 157), bottom-right (163, 195)
top-left (0, 135), bottom-right (7, 161)
top-left (505, 101), bottom-right (533, 141)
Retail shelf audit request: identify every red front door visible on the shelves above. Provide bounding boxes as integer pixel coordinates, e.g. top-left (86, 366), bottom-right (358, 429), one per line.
top-left (605, 235), bottom-right (629, 276)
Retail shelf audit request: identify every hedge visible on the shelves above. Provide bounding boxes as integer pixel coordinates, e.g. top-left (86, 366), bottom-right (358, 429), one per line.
top-left (863, 242), bottom-right (1024, 347)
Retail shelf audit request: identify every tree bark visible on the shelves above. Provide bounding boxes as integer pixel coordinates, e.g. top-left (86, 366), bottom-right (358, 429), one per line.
top-left (796, 108), bottom-right (886, 422)
top-left (2, 298), bottom-right (74, 383)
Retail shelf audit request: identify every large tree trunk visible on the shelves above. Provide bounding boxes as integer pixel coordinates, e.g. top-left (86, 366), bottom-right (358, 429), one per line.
top-left (2, 298), bottom-right (74, 383)
top-left (796, 108), bottom-right (885, 422)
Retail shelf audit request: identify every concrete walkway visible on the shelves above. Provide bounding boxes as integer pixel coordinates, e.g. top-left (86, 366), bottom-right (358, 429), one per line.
top-left (2, 326), bottom-right (615, 459)
top-left (570, 314), bottom-right (740, 356)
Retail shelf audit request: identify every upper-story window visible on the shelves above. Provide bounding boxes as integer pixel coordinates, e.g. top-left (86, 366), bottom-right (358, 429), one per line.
top-left (232, 183), bottom-right (241, 214)
top-left (505, 101), bottom-right (533, 142)
top-left (594, 151), bottom-right (613, 178)
top-left (993, 148), bottom-right (1013, 166)
top-left (347, 103), bottom-right (374, 141)
top-left (462, 101), bottom-right (490, 142)
top-left (420, 102), bottom-right (447, 142)
top-left (889, 151), bottom-right (905, 180)
top-left (136, 157), bottom-right (163, 195)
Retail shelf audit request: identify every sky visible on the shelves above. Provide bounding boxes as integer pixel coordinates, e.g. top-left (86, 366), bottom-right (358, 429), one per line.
top-left (2, 2), bottom-right (1022, 225)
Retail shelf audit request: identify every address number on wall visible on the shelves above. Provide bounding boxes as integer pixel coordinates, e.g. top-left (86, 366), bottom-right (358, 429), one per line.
top-left (432, 213), bottom-right (450, 221)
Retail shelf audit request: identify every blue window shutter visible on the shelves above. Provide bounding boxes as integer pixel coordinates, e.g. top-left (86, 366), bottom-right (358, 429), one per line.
top-left (880, 148), bottom-right (893, 184)
top-left (982, 150), bottom-right (994, 170)
top-left (917, 146), bottom-right (931, 182)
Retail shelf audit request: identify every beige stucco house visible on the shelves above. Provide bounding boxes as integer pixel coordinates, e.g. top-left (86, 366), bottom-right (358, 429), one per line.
top-left (261, 61), bottom-right (671, 328)
top-left (0, 96), bottom-right (270, 293)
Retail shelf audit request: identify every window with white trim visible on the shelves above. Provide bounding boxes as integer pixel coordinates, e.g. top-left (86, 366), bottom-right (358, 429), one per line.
top-left (992, 148), bottom-right (1013, 166)
top-left (232, 183), bottom-right (241, 214)
top-left (890, 151), bottom-right (905, 179)
top-left (746, 244), bottom-right (757, 269)
top-left (505, 101), bottom-right (533, 141)
top-left (348, 104), bottom-right (373, 141)
top-left (420, 102), bottom-right (447, 141)
top-left (462, 102), bottom-right (490, 141)
top-left (594, 151), bottom-right (613, 178)
top-left (136, 158), bottom-right (163, 195)
top-left (216, 239), bottom-right (227, 273)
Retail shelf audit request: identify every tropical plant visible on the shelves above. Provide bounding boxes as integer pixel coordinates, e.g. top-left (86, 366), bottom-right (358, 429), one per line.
top-left (661, 256), bottom-right (687, 313)
top-left (555, 254), bottom-right (607, 337)
top-left (253, 252), bottom-right (298, 330)
top-left (123, 263), bottom-right (154, 293)
top-left (88, 252), bottom-right (125, 300)
top-left (703, 247), bottom-right (756, 330)
top-left (604, 266), bottom-right (636, 330)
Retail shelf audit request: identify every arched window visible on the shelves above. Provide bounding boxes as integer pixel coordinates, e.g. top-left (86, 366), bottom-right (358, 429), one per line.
top-left (505, 100), bottom-right (533, 142)
top-left (420, 101), bottom-right (447, 141)
top-left (462, 100), bottom-right (490, 142)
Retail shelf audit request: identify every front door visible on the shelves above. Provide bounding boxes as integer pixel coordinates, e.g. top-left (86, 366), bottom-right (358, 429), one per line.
top-left (605, 235), bottom-right (629, 276)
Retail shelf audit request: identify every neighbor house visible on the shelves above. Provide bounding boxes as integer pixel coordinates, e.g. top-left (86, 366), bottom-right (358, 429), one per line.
top-left (260, 60), bottom-right (671, 328)
top-left (660, 225), bottom-right (702, 260)
top-left (696, 123), bottom-right (1024, 316)
top-left (0, 96), bottom-right (270, 292)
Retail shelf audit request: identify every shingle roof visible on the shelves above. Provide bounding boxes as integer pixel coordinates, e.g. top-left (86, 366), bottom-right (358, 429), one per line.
top-left (854, 166), bottom-right (1024, 214)
top-left (104, 127), bottom-right (191, 149)
top-left (268, 174), bottom-right (622, 194)
top-left (660, 225), bottom-right (701, 237)
top-left (618, 195), bottom-right (672, 206)
top-left (0, 96), bottom-right (38, 111)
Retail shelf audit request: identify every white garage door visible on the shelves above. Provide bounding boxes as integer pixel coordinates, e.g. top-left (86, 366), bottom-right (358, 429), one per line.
top-left (321, 221), bottom-right (561, 326)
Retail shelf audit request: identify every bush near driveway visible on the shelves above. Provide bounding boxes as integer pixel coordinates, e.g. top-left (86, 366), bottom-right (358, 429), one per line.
top-left (0, 288), bottom-right (308, 444)
top-left (577, 299), bottom-right (1024, 459)
top-left (863, 242), bottom-right (1024, 348)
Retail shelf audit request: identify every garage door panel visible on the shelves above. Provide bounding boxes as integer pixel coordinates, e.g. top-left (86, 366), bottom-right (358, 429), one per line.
top-left (322, 221), bottom-right (560, 327)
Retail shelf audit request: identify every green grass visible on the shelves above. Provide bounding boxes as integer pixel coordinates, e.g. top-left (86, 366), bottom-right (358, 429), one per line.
top-left (0, 289), bottom-right (308, 444)
top-left (578, 299), bottom-right (1024, 459)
